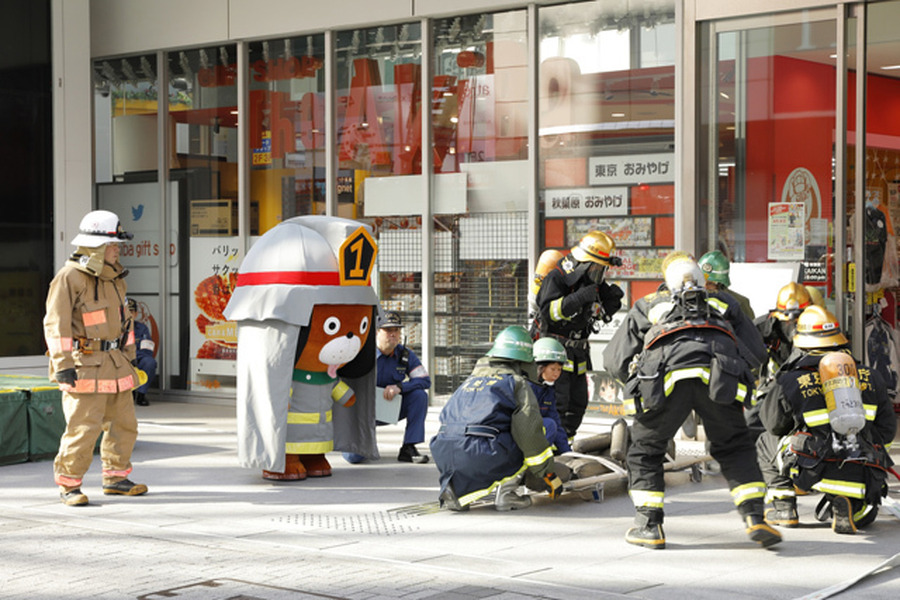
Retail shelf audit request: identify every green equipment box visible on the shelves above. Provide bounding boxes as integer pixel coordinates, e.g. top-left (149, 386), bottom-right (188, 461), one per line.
top-left (0, 374), bottom-right (66, 462)
top-left (0, 388), bottom-right (28, 465)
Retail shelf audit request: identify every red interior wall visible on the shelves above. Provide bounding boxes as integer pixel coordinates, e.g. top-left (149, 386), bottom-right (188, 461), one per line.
top-left (744, 57), bottom-right (900, 262)
top-left (745, 56), bottom-right (835, 262)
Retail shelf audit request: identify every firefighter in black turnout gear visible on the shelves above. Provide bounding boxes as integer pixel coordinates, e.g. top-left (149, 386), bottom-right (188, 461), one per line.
top-left (603, 253), bottom-right (779, 549)
top-left (757, 306), bottom-right (896, 534)
top-left (534, 231), bottom-right (624, 438)
top-left (745, 282), bottom-right (814, 443)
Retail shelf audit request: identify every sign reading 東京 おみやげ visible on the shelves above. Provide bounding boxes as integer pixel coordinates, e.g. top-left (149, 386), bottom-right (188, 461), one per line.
top-left (588, 153), bottom-right (674, 186)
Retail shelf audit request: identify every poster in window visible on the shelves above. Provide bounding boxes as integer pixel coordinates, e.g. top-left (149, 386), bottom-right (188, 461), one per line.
top-left (567, 217), bottom-right (653, 247)
top-left (767, 202), bottom-right (805, 260)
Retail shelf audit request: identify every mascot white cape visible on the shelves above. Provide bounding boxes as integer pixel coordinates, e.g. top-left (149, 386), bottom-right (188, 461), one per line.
top-left (223, 216), bottom-right (380, 480)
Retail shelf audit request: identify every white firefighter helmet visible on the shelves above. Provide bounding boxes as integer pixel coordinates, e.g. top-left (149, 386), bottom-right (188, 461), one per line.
top-left (223, 216), bottom-right (379, 326)
top-left (71, 210), bottom-right (133, 247)
top-left (664, 254), bottom-right (705, 294)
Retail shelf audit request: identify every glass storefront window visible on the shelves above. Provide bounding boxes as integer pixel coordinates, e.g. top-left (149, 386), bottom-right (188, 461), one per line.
top-left (336, 23), bottom-right (423, 210)
top-left (248, 35), bottom-right (326, 231)
top-left (429, 10), bottom-right (530, 393)
top-left (93, 54), bottom-right (164, 388)
top-left (699, 15), bottom-right (837, 324)
top-left (860, 1), bottom-right (900, 365)
top-left (539, 1), bottom-right (676, 410)
top-left (167, 45), bottom-right (239, 391)
top-left (335, 23), bottom-right (427, 368)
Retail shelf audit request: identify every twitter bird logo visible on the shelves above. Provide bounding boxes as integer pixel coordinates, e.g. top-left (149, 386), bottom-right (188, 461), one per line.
top-left (132, 204), bottom-right (144, 221)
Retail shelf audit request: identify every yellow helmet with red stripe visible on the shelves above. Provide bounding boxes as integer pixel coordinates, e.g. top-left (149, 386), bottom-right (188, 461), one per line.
top-left (570, 231), bottom-right (616, 266)
top-left (773, 282), bottom-right (812, 321)
top-left (793, 306), bottom-right (848, 349)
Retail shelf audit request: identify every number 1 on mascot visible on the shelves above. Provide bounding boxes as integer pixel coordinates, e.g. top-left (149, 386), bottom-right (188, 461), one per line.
top-left (223, 216), bottom-right (380, 481)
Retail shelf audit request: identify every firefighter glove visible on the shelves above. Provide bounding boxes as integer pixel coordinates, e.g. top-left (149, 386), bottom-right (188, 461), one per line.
top-left (55, 368), bottom-right (77, 387)
top-left (544, 472), bottom-right (563, 499)
top-left (600, 282), bottom-right (624, 321)
top-left (572, 284), bottom-right (600, 308)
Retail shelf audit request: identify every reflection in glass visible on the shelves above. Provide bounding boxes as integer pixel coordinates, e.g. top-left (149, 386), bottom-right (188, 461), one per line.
top-left (167, 45), bottom-right (240, 392)
top-left (539, 2), bottom-right (676, 300)
top-left (248, 35), bottom-right (326, 230)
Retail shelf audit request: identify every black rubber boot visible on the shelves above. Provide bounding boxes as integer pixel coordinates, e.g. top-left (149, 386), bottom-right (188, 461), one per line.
top-left (765, 497), bottom-right (799, 528)
top-left (625, 508), bottom-right (666, 549)
top-left (398, 444), bottom-right (429, 464)
top-left (854, 504), bottom-right (879, 529)
top-left (741, 499), bottom-right (782, 548)
top-left (831, 495), bottom-right (857, 535)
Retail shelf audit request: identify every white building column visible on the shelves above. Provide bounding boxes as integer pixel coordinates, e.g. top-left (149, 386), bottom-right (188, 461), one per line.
top-left (52, 0), bottom-right (93, 268)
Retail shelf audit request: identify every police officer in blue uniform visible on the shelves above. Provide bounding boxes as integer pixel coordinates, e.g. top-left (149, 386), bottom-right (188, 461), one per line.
top-left (343, 310), bottom-right (431, 464)
top-left (127, 298), bottom-right (157, 407)
top-left (376, 310), bottom-right (431, 463)
top-left (431, 326), bottom-right (563, 512)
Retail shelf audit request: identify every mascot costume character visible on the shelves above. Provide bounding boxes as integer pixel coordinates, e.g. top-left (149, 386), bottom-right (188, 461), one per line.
top-left (223, 216), bottom-right (380, 480)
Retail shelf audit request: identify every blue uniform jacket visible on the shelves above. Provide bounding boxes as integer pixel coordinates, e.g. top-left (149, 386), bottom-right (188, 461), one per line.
top-left (529, 380), bottom-right (571, 453)
top-left (134, 320), bottom-right (155, 360)
top-left (376, 344), bottom-right (431, 392)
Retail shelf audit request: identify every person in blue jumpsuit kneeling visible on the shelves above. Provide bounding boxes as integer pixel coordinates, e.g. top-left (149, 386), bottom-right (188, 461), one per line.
top-left (431, 326), bottom-right (563, 512)
top-left (127, 298), bottom-right (156, 406)
top-left (344, 310), bottom-right (431, 464)
top-left (529, 337), bottom-right (571, 454)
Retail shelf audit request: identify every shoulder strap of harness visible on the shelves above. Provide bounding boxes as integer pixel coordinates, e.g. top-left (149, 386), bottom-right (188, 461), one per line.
top-left (643, 298), bottom-right (737, 350)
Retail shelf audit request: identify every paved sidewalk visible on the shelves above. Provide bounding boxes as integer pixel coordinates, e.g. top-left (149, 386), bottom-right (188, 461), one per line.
top-left (1, 399), bottom-right (899, 600)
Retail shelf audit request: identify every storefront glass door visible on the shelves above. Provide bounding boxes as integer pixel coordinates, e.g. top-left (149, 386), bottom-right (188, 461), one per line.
top-left (699, 10), bottom-right (840, 325)
top-left (861, 0), bottom-right (900, 391)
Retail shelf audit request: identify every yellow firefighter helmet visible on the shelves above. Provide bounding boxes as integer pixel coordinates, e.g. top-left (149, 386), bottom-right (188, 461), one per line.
top-left (804, 285), bottom-right (825, 307)
top-left (570, 231), bottom-right (616, 266)
top-left (793, 306), bottom-right (848, 349)
top-left (773, 282), bottom-right (812, 321)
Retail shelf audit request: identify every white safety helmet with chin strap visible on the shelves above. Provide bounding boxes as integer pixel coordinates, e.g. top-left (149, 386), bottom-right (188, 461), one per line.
top-left (71, 210), bottom-right (133, 247)
top-left (664, 255), bottom-right (705, 294)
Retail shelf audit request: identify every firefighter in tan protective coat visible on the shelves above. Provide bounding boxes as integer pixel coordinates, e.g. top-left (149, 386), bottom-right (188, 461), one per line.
top-left (44, 210), bottom-right (148, 506)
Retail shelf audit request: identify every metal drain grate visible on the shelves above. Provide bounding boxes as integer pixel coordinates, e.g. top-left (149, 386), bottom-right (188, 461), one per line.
top-left (273, 503), bottom-right (440, 537)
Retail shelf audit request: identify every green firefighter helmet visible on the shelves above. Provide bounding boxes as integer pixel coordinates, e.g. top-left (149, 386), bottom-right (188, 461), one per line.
top-left (487, 325), bottom-right (534, 363)
top-left (698, 250), bottom-right (731, 286)
top-left (533, 337), bottom-right (567, 364)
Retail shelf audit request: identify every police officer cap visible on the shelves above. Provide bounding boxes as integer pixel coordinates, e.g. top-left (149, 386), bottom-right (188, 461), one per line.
top-left (377, 310), bottom-right (404, 329)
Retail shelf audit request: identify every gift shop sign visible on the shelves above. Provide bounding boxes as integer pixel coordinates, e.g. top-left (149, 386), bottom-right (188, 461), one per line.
top-left (588, 153), bottom-right (674, 186)
top-left (546, 187), bottom-right (628, 217)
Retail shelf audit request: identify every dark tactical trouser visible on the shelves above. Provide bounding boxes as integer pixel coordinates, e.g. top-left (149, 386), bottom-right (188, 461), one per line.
top-left (627, 378), bottom-right (766, 522)
top-left (555, 344), bottom-right (590, 438)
